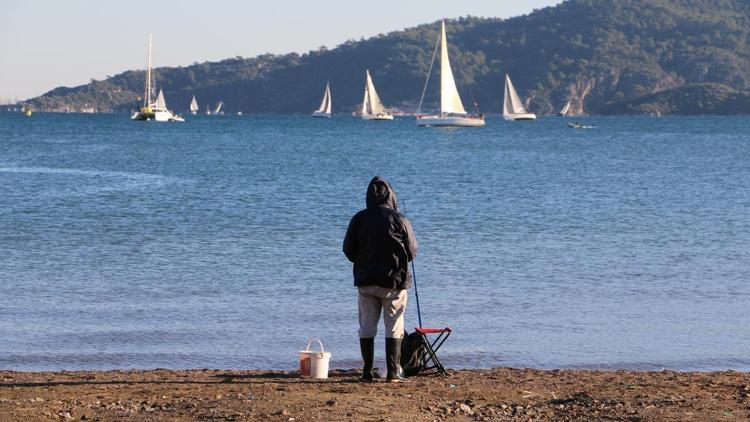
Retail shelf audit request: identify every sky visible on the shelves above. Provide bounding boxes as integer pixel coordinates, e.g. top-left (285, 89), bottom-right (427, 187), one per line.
top-left (0, 0), bottom-right (562, 101)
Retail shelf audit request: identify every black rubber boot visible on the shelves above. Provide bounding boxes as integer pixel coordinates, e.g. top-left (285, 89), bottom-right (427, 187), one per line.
top-left (359, 338), bottom-right (375, 382)
top-left (385, 337), bottom-right (407, 383)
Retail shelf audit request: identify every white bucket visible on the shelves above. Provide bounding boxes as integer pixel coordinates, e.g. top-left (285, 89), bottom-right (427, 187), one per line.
top-left (299, 338), bottom-right (331, 380)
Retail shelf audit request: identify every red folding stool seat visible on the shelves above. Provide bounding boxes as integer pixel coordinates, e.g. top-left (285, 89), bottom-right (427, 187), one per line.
top-left (414, 326), bottom-right (452, 376)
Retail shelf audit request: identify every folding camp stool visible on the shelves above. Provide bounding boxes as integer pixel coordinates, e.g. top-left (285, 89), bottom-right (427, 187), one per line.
top-left (415, 327), bottom-right (452, 376)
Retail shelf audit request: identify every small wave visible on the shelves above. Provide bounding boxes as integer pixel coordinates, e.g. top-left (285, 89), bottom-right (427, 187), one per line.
top-left (0, 353), bottom-right (288, 372)
top-left (564, 357), bottom-right (750, 372)
top-left (0, 166), bottom-right (175, 182)
top-left (0, 166), bottom-right (184, 194)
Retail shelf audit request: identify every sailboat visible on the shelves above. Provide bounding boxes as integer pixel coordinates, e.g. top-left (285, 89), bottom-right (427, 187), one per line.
top-left (130, 34), bottom-right (184, 122)
top-left (502, 74), bottom-right (536, 121)
top-left (416, 21), bottom-right (484, 127)
top-left (558, 100), bottom-right (572, 117)
top-left (361, 70), bottom-right (393, 121)
top-left (213, 101), bottom-right (224, 115)
top-left (312, 82), bottom-right (332, 118)
top-left (189, 95), bottom-right (199, 115)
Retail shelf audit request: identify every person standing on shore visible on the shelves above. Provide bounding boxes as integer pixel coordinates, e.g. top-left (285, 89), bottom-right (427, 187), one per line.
top-left (343, 176), bottom-right (418, 383)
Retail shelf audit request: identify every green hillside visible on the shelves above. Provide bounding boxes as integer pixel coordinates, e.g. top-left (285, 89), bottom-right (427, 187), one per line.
top-left (600, 83), bottom-right (750, 115)
top-left (26, 0), bottom-right (750, 115)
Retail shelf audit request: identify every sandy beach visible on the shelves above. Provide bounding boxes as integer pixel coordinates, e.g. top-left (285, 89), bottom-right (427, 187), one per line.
top-left (1, 368), bottom-right (748, 421)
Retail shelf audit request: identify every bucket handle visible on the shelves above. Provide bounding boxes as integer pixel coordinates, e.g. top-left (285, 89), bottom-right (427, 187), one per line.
top-left (305, 338), bottom-right (325, 353)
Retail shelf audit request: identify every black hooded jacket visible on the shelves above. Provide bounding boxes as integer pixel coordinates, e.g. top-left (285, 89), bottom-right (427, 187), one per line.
top-left (343, 177), bottom-right (418, 290)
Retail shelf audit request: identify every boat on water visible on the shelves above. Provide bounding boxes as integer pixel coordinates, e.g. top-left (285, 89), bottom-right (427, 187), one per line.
top-left (131, 34), bottom-right (184, 122)
top-left (312, 82), bottom-right (332, 118)
top-left (558, 100), bottom-right (572, 117)
top-left (416, 21), bottom-right (484, 127)
top-left (189, 95), bottom-right (199, 115)
top-left (503, 74), bottom-right (536, 121)
top-left (567, 121), bottom-right (593, 129)
top-left (361, 70), bottom-right (393, 121)
top-left (213, 101), bottom-right (224, 115)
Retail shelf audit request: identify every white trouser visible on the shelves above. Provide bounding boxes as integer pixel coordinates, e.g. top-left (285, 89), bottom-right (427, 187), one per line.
top-left (357, 285), bottom-right (407, 339)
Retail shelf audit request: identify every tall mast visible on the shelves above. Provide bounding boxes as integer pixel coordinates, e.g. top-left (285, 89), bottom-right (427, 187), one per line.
top-left (144, 33), bottom-right (152, 107)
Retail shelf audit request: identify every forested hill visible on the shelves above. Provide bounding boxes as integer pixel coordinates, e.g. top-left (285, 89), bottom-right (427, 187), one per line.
top-left (26, 0), bottom-right (750, 115)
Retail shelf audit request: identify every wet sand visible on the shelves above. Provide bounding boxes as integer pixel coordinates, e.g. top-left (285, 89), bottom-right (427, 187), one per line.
top-left (1, 368), bottom-right (748, 421)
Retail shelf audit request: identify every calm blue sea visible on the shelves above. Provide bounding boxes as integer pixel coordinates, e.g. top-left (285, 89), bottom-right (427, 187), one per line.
top-left (1, 113), bottom-right (748, 372)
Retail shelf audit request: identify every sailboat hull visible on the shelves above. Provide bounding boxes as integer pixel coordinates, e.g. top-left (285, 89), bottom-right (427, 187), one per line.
top-left (362, 114), bottom-right (393, 121)
top-left (131, 108), bottom-right (183, 122)
top-left (416, 114), bottom-right (485, 127)
top-left (312, 111), bottom-right (331, 119)
top-left (503, 113), bottom-right (537, 121)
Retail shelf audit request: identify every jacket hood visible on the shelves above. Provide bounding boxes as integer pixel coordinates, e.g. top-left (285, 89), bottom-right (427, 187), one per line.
top-left (366, 176), bottom-right (398, 210)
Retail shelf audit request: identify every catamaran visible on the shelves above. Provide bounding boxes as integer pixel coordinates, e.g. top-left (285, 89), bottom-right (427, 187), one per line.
top-left (361, 70), bottom-right (393, 120)
top-left (558, 100), bottom-right (572, 117)
top-left (312, 82), bottom-right (332, 118)
top-left (189, 95), bottom-right (199, 115)
top-left (131, 34), bottom-right (184, 122)
top-left (502, 74), bottom-right (536, 121)
top-left (416, 21), bottom-right (484, 127)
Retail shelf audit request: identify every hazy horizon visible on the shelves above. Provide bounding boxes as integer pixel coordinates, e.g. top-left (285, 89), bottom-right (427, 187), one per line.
top-left (0, 0), bottom-right (562, 102)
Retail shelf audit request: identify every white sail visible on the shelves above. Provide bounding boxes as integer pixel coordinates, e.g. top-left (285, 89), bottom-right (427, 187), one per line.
top-left (503, 74), bottom-right (528, 116)
top-left (214, 101), bottom-right (223, 114)
top-left (362, 85), bottom-right (370, 115)
top-left (361, 71), bottom-right (393, 120)
top-left (559, 100), bottom-right (571, 116)
top-left (190, 95), bottom-right (199, 112)
top-left (316, 82), bottom-right (331, 114)
top-left (325, 84), bottom-right (331, 114)
top-left (439, 21), bottom-right (466, 115)
top-left (317, 85), bottom-right (327, 112)
top-left (155, 89), bottom-right (167, 109)
top-left (365, 70), bottom-right (386, 115)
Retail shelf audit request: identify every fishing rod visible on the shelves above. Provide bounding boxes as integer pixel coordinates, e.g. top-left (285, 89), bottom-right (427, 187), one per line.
top-left (401, 200), bottom-right (422, 328)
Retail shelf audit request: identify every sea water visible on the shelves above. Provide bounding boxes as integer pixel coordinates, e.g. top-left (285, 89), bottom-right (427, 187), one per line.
top-left (0, 113), bottom-right (748, 371)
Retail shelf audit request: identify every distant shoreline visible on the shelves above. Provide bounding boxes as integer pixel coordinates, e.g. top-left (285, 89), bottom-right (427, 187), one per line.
top-left (1, 368), bottom-right (747, 420)
top-left (5, 110), bottom-right (750, 117)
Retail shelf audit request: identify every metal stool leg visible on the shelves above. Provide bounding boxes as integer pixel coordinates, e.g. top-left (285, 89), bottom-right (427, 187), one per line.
top-left (418, 331), bottom-right (450, 376)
